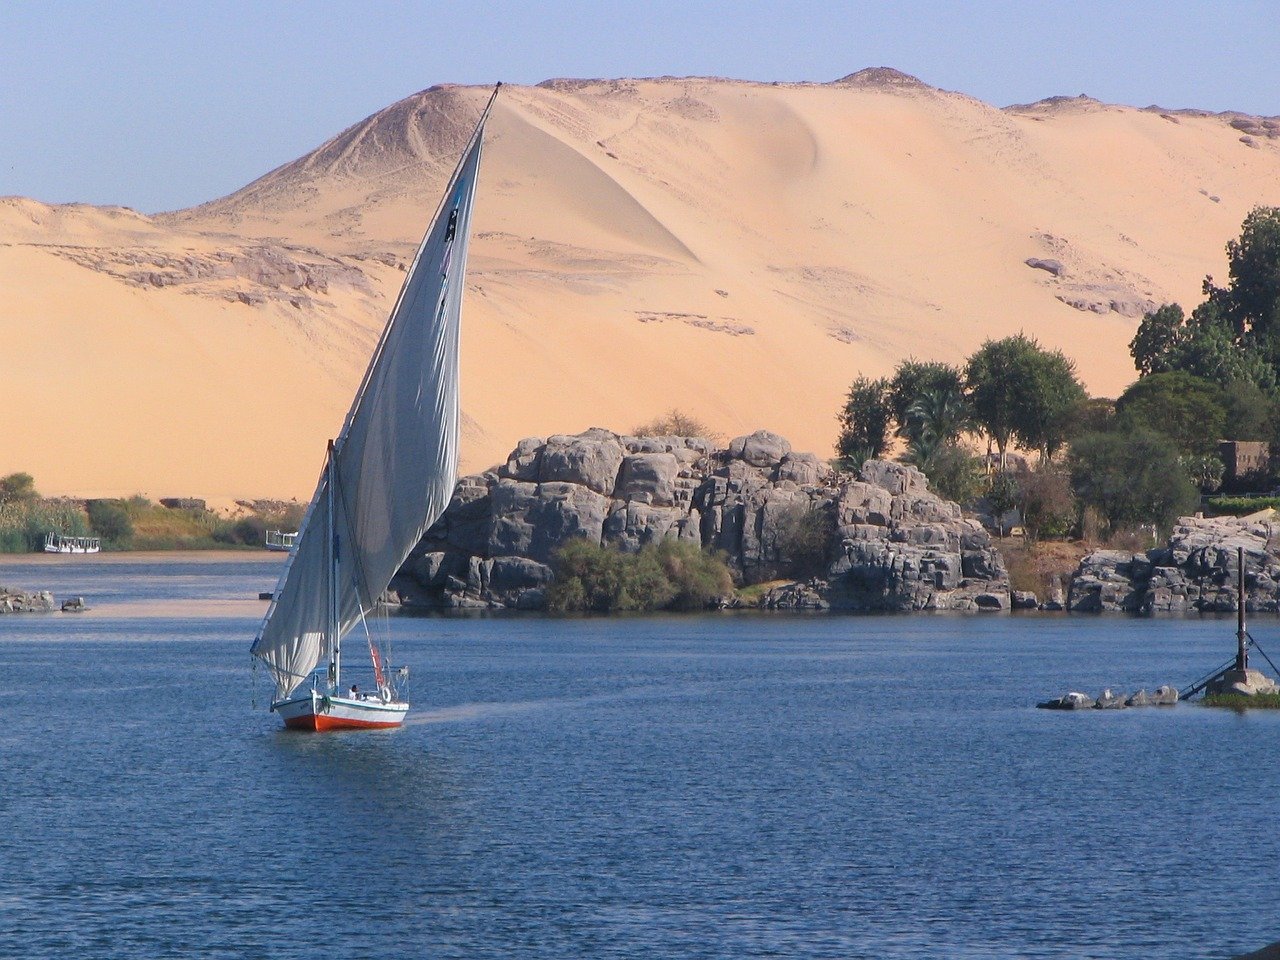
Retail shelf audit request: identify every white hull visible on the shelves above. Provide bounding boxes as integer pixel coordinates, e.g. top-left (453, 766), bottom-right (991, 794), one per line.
top-left (44, 534), bottom-right (101, 554)
top-left (273, 690), bottom-right (409, 730)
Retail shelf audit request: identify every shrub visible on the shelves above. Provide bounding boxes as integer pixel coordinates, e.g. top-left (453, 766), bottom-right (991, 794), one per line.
top-left (87, 500), bottom-right (134, 547)
top-left (914, 442), bottom-right (983, 506)
top-left (775, 502), bottom-right (835, 579)
top-left (631, 409), bottom-right (718, 440)
top-left (548, 538), bottom-right (733, 612)
top-left (1018, 467), bottom-right (1076, 542)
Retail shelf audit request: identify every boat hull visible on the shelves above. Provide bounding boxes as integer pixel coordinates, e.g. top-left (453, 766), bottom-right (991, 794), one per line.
top-left (273, 692), bottom-right (408, 731)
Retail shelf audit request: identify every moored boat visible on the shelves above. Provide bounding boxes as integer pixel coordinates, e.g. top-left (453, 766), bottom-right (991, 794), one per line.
top-left (250, 85), bottom-right (497, 731)
top-left (264, 529), bottom-right (297, 552)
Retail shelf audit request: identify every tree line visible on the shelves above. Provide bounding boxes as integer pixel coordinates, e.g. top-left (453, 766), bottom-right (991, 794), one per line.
top-left (837, 206), bottom-right (1280, 541)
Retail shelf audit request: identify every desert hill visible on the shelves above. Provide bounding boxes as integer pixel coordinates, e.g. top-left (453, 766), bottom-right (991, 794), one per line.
top-left (3, 69), bottom-right (1279, 501)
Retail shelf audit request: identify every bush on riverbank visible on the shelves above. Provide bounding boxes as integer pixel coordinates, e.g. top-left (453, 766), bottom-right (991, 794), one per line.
top-left (548, 539), bottom-right (734, 612)
top-left (1205, 495), bottom-right (1280, 516)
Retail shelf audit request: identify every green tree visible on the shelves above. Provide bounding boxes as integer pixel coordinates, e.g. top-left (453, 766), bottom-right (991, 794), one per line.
top-left (1013, 347), bottom-right (1088, 460)
top-left (1181, 453), bottom-right (1225, 493)
top-left (1220, 379), bottom-right (1277, 441)
top-left (1114, 371), bottom-right (1227, 457)
top-left (0, 472), bottom-right (38, 504)
top-left (1213, 205), bottom-right (1280, 342)
top-left (1067, 428), bottom-right (1199, 535)
top-left (964, 338), bottom-right (1024, 464)
top-left (964, 335), bottom-right (1087, 463)
top-left (1130, 304), bottom-right (1187, 377)
top-left (888, 360), bottom-right (965, 445)
top-left (836, 376), bottom-right (893, 467)
top-left (1128, 209), bottom-right (1280, 392)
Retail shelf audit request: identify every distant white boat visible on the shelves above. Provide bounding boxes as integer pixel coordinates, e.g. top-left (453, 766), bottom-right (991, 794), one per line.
top-left (44, 533), bottom-right (101, 554)
top-left (251, 85), bottom-right (496, 731)
top-left (264, 529), bottom-right (298, 552)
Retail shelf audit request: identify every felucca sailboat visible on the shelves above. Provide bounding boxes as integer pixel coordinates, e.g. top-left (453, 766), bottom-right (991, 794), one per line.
top-left (251, 85), bottom-right (497, 731)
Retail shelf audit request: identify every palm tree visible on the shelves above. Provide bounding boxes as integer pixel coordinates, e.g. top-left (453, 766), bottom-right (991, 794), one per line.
top-left (904, 388), bottom-right (971, 465)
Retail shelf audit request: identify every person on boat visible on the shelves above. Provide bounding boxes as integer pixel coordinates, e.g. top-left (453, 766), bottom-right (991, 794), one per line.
top-left (349, 683), bottom-right (360, 700)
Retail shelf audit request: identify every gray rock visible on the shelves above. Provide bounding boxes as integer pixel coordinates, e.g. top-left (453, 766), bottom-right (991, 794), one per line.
top-left (538, 430), bottom-right (625, 495)
top-left (488, 479), bottom-right (609, 564)
top-left (1037, 691), bottom-right (1095, 710)
top-left (1011, 591), bottom-right (1038, 610)
top-left (615, 452), bottom-right (679, 506)
top-left (603, 501), bottom-right (686, 553)
top-left (774, 452), bottom-right (832, 486)
top-left (859, 460), bottom-right (930, 497)
top-left (1025, 257), bottom-right (1065, 277)
top-left (500, 436), bottom-right (544, 481)
top-left (1093, 688), bottom-right (1127, 709)
top-left (728, 429), bottom-right (792, 467)
top-left (1069, 514), bottom-right (1280, 615)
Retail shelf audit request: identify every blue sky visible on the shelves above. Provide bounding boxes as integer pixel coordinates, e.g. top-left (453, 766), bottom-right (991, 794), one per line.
top-left (2, 0), bottom-right (1277, 212)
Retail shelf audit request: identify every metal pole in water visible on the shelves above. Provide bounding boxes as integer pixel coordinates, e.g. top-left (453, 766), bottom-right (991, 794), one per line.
top-left (1237, 545), bottom-right (1248, 673)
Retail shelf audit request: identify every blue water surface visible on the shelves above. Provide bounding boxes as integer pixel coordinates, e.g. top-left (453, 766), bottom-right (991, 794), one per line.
top-left (0, 554), bottom-right (1276, 959)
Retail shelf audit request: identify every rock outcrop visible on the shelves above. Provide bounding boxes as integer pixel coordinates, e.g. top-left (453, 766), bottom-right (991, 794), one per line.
top-left (0, 589), bottom-right (56, 613)
top-left (392, 429), bottom-right (1009, 611)
top-left (1067, 514), bottom-right (1280, 613)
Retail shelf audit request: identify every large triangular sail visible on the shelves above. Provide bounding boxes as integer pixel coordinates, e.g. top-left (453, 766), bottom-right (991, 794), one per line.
top-left (252, 89), bottom-right (495, 699)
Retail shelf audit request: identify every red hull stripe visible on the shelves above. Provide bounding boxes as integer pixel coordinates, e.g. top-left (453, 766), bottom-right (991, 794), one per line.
top-left (283, 714), bottom-right (404, 731)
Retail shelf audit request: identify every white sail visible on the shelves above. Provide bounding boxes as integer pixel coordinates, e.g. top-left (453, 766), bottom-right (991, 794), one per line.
top-left (252, 95), bottom-right (491, 699)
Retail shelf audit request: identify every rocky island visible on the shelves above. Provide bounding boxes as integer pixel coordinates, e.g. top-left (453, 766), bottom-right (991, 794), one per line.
top-left (1067, 513), bottom-right (1280, 613)
top-left (392, 428), bottom-right (1010, 612)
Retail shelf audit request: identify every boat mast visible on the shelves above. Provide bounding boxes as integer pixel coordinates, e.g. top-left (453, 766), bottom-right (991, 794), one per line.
top-left (327, 439), bottom-right (341, 692)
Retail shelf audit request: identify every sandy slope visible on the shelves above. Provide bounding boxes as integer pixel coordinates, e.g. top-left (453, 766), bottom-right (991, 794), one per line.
top-left (3, 71), bottom-right (1279, 500)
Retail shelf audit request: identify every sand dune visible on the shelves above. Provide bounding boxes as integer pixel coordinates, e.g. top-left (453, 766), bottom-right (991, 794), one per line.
top-left (4, 70), bottom-right (1279, 500)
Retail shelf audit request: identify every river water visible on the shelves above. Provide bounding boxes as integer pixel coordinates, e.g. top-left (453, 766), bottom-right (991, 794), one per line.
top-left (0, 553), bottom-right (1276, 959)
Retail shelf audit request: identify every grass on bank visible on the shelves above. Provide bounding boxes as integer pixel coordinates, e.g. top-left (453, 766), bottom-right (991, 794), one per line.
top-left (1000, 539), bottom-right (1090, 599)
top-left (1201, 692), bottom-right (1280, 709)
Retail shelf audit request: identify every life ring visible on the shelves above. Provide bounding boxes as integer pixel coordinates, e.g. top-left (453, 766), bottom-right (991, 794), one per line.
top-left (379, 685), bottom-right (392, 704)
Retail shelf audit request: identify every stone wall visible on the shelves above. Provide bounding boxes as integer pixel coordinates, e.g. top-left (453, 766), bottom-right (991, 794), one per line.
top-left (391, 428), bottom-right (1010, 611)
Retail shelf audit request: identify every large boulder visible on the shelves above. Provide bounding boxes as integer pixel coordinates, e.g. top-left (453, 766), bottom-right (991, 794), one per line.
top-left (538, 429), bottom-right (625, 495)
top-left (615, 452), bottom-right (679, 506)
top-left (500, 436), bottom-right (543, 481)
top-left (860, 460), bottom-right (931, 496)
top-left (488, 479), bottom-right (609, 564)
top-left (728, 429), bottom-right (791, 468)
